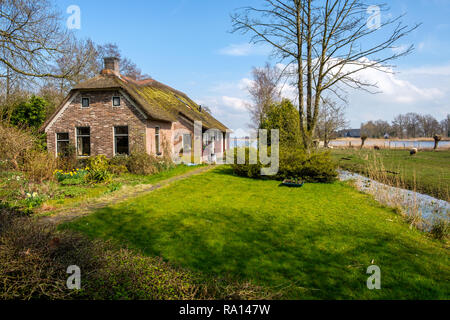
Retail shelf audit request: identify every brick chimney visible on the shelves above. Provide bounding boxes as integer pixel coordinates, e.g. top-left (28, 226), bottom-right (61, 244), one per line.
top-left (103, 57), bottom-right (120, 75)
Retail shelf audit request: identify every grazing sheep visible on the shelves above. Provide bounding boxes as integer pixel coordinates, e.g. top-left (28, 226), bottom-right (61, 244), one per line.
top-left (410, 148), bottom-right (418, 156)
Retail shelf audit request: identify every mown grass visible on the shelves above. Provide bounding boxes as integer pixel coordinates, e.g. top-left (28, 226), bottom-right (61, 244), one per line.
top-left (0, 207), bottom-right (270, 300)
top-left (331, 149), bottom-right (450, 201)
top-left (65, 166), bottom-right (450, 300)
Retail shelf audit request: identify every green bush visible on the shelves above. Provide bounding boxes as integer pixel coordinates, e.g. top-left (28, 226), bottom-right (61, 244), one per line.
top-left (108, 155), bottom-right (129, 175)
top-left (230, 148), bottom-right (264, 179)
top-left (231, 147), bottom-right (337, 183)
top-left (278, 148), bottom-right (338, 183)
top-left (109, 154), bottom-right (129, 167)
top-left (85, 155), bottom-right (112, 183)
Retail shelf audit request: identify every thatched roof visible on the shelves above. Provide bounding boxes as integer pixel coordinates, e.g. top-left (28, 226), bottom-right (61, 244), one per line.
top-left (43, 72), bottom-right (228, 132)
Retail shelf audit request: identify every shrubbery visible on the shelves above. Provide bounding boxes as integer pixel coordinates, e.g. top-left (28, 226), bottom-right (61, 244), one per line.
top-left (231, 147), bottom-right (337, 183)
top-left (0, 124), bottom-right (56, 183)
top-left (124, 151), bottom-right (174, 175)
top-left (85, 155), bottom-right (112, 183)
top-left (278, 148), bottom-right (338, 183)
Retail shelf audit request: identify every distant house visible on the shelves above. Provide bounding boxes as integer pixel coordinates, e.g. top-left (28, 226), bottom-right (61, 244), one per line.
top-left (42, 58), bottom-right (229, 161)
top-left (339, 129), bottom-right (361, 138)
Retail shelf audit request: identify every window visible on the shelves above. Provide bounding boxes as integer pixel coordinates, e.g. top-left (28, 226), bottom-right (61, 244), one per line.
top-left (113, 96), bottom-right (121, 107)
top-left (81, 97), bottom-right (90, 108)
top-left (114, 126), bottom-right (129, 155)
top-left (56, 132), bottom-right (69, 156)
top-left (155, 127), bottom-right (161, 155)
top-left (76, 127), bottom-right (91, 157)
top-left (182, 133), bottom-right (192, 152)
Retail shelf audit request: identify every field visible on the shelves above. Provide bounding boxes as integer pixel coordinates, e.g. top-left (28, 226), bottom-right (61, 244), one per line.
top-left (330, 149), bottom-right (450, 201)
top-left (65, 166), bottom-right (450, 300)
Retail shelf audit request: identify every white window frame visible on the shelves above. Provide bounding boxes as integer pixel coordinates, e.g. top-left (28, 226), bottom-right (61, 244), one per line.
top-left (182, 133), bottom-right (192, 152)
top-left (81, 97), bottom-right (90, 108)
top-left (155, 126), bottom-right (161, 155)
top-left (56, 132), bottom-right (69, 156)
top-left (112, 96), bottom-right (121, 107)
top-left (114, 126), bottom-right (130, 156)
top-left (76, 127), bottom-right (91, 157)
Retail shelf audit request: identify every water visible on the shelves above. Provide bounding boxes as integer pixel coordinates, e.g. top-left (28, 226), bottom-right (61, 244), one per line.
top-left (339, 170), bottom-right (449, 227)
top-left (330, 140), bottom-right (450, 149)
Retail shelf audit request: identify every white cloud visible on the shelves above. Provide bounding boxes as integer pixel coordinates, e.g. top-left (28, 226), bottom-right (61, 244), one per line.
top-left (195, 59), bottom-right (450, 131)
top-left (222, 96), bottom-right (250, 111)
top-left (391, 44), bottom-right (409, 54)
top-left (218, 43), bottom-right (271, 56)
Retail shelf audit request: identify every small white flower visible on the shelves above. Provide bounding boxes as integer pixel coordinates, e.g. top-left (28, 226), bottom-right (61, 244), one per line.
top-left (26, 193), bottom-right (32, 198)
top-left (32, 192), bottom-right (38, 198)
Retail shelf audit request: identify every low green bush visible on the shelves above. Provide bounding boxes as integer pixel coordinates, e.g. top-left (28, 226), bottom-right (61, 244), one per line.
top-left (278, 148), bottom-right (338, 183)
top-left (85, 155), bottom-right (112, 183)
top-left (231, 147), bottom-right (337, 183)
top-left (230, 148), bottom-right (264, 179)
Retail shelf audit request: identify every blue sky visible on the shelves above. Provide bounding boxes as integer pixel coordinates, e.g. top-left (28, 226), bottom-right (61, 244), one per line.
top-left (57, 0), bottom-right (450, 132)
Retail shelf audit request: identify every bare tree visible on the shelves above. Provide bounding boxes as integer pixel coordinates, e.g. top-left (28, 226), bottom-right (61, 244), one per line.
top-left (96, 43), bottom-right (151, 80)
top-left (418, 114), bottom-right (440, 138)
top-left (392, 114), bottom-right (407, 138)
top-left (404, 113), bottom-right (421, 138)
top-left (316, 98), bottom-right (348, 147)
top-left (231, 0), bottom-right (418, 149)
top-left (246, 62), bottom-right (281, 129)
top-left (47, 38), bottom-right (99, 95)
top-left (0, 0), bottom-right (71, 82)
top-left (440, 115), bottom-right (450, 138)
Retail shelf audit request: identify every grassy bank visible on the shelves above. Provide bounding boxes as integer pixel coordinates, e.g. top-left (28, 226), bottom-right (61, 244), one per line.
top-left (331, 149), bottom-right (450, 201)
top-left (65, 166), bottom-right (450, 300)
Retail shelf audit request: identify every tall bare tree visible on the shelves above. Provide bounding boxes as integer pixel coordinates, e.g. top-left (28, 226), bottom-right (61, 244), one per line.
top-left (0, 0), bottom-right (71, 82)
top-left (441, 115), bottom-right (450, 138)
top-left (232, 0), bottom-right (418, 149)
top-left (47, 38), bottom-right (99, 95)
top-left (246, 62), bottom-right (281, 129)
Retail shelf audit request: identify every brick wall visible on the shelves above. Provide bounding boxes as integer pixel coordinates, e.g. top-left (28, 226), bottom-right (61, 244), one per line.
top-left (46, 90), bottom-right (147, 158)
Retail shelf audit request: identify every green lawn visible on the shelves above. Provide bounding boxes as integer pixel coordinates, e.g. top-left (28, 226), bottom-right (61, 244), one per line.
top-left (331, 149), bottom-right (450, 201)
top-left (65, 166), bottom-right (449, 299)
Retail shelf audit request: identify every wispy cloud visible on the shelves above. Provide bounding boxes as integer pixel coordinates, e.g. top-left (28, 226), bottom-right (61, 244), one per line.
top-left (218, 43), bottom-right (270, 56)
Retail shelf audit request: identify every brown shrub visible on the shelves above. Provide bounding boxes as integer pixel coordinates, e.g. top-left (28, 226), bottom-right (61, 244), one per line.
top-left (126, 152), bottom-right (160, 175)
top-left (0, 124), bottom-right (35, 170)
top-left (23, 150), bottom-right (57, 183)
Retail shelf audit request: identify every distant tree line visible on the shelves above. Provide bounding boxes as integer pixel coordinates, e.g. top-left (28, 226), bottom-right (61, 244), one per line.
top-left (361, 113), bottom-right (450, 139)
